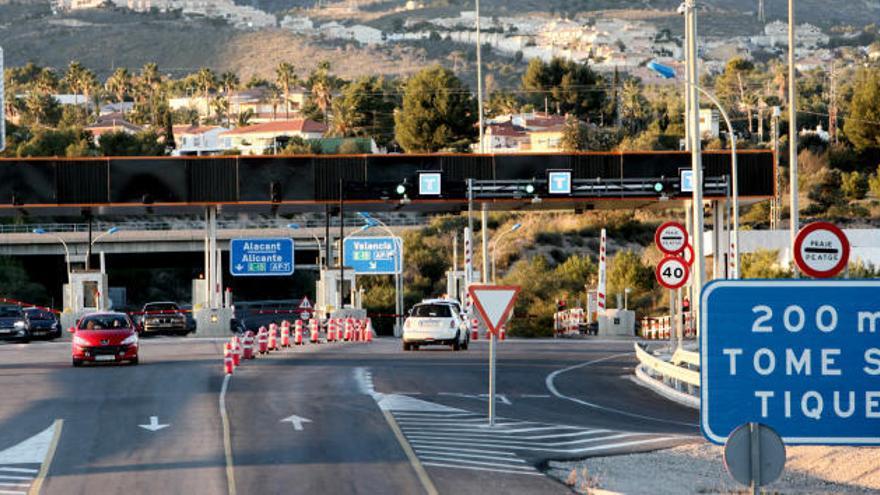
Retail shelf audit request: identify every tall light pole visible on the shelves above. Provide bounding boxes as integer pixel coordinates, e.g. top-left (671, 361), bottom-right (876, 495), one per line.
top-left (474, 0), bottom-right (485, 153)
top-left (490, 223), bottom-right (521, 283)
top-left (287, 223), bottom-right (323, 269)
top-left (684, 0), bottom-right (706, 335)
top-left (649, 61), bottom-right (739, 279)
top-left (788, 0), bottom-right (799, 275)
top-left (88, 226), bottom-right (118, 271)
top-left (34, 229), bottom-right (73, 311)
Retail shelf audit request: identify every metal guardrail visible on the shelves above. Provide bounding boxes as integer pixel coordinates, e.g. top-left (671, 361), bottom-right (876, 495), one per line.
top-left (0, 215), bottom-right (423, 234)
top-left (672, 348), bottom-right (700, 368)
top-left (634, 342), bottom-right (700, 388)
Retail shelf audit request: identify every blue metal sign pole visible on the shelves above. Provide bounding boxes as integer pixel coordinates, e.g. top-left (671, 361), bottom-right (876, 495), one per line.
top-left (702, 280), bottom-right (880, 445)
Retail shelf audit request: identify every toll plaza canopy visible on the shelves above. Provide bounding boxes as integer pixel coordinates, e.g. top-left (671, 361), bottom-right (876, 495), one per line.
top-left (0, 151), bottom-right (774, 216)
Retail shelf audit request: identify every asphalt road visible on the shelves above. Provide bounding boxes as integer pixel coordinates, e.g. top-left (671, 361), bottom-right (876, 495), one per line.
top-left (0, 336), bottom-right (698, 494)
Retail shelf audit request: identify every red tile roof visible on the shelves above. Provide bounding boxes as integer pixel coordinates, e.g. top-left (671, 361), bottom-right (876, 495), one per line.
top-left (220, 119), bottom-right (327, 136)
top-left (486, 122), bottom-right (528, 137)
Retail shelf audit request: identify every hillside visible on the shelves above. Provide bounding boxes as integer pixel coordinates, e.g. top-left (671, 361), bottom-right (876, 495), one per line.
top-left (1, 0), bottom-right (878, 81)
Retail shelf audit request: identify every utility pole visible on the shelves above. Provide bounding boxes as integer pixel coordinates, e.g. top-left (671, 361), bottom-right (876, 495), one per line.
top-left (475, 0), bottom-right (485, 153)
top-left (788, 0), bottom-right (799, 276)
top-left (685, 0), bottom-right (706, 336)
top-left (770, 107), bottom-right (782, 230)
top-left (828, 63), bottom-right (838, 144)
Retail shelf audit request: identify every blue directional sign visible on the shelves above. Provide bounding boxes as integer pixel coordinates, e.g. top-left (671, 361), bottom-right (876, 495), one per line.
top-left (343, 236), bottom-right (402, 275)
top-left (701, 280), bottom-right (880, 445)
top-left (230, 238), bottom-right (294, 277)
top-left (680, 169), bottom-right (694, 192)
top-left (548, 171), bottom-right (572, 195)
top-left (419, 172), bottom-right (442, 196)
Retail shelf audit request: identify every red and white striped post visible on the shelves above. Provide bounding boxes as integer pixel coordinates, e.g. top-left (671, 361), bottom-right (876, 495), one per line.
top-left (309, 319), bottom-right (319, 344)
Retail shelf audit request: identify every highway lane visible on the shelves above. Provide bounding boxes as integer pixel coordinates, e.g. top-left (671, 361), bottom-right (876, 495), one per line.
top-left (0, 338), bottom-right (228, 495)
top-left (0, 336), bottom-right (697, 494)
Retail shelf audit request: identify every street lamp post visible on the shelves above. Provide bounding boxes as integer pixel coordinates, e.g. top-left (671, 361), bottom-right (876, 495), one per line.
top-left (624, 288), bottom-right (631, 310)
top-left (356, 212), bottom-right (403, 335)
top-left (788, 0), bottom-right (799, 276)
top-left (649, 60), bottom-right (739, 279)
top-left (33, 229), bottom-right (73, 312)
top-left (287, 223), bottom-right (323, 269)
top-left (490, 223), bottom-right (522, 283)
top-left (88, 226), bottom-right (119, 272)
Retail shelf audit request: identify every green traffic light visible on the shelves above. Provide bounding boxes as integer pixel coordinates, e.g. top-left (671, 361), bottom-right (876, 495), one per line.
top-left (525, 184), bottom-right (535, 194)
top-left (654, 182), bottom-right (664, 193)
top-left (396, 184), bottom-right (407, 195)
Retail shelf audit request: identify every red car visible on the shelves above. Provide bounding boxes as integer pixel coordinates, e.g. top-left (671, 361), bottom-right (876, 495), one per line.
top-left (70, 312), bottom-right (139, 367)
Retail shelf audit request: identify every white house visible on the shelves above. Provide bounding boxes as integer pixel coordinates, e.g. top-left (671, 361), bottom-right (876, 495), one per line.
top-left (219, 119), bottom-right (327, 155)
top-left (172, 125), bottom-right (229, 156)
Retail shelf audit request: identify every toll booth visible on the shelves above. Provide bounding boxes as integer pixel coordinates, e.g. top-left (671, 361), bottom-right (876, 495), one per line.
top-left (191, 279), bottom-right (234, 337)
top-left (60, 270), bottom-right (109, 331)
top-left (316, 268), bottom-right (357, 319)
top-left (445, 269), bottom-right (481, 307)
top-left (598, 309), bottom-right (636, 336)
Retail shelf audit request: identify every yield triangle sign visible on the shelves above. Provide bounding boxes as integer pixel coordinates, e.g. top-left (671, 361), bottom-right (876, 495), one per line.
top-left (468, 285), bottom-right (520, 336)
top-left (299, 296), bottom-right (312, 310)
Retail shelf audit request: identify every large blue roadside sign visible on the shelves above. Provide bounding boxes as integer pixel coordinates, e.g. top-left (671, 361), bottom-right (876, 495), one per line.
top-left (701, 280), bottom-right (880, 445)
top-left (343, 236), bottom-right (402, 275)
top-left (230, 238), bottom-right (294, 276)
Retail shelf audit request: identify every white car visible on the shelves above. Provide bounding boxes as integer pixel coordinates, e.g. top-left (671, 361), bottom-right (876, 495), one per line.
top-left (402, 299), bottom-right (469, 351)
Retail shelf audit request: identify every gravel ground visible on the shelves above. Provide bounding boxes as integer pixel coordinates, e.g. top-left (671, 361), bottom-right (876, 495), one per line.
top-left (546, 442), bottom-right (880, 494)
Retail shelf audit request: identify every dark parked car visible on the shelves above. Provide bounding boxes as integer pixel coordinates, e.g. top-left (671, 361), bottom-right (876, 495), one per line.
top-left (0, 305), bottom-right (30, 342)
top-left (24, 308), bottom-right (61, 339)
top-left (140, 302), bottom-right (189, 335)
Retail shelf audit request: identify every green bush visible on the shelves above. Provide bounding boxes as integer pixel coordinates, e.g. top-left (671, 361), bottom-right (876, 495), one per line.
top-left (741, 249), bottom-right (792, 279)
top-left (841, 171), bottom-right (869, 200)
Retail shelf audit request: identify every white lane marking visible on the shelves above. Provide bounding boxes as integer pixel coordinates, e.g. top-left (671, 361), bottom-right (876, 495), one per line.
top-left (280, 415), bottom-right (312, 431)
top-left (422, 462), bottom-right (544, 476)
top-left (0, 483), bottom-right (29, 487)
top-left (410, 435), bottom-right (679, 454)
top-left (419, 456), bottom-right (535, 470)
top-left (219, 373), bottom-right (236, 495)
top-left (519, 394), bottom-right (551, 399)
top-left (410, 445), bottom-right (518, 456)
top-left (401, 427), bottom-right (613, 441)
top-left (404, 432), bottom-right (637, 447)
top-left (0, 476), bottom-right (31, 481)
top-left (0, 469), bottom-right (36, 474)
top-left (355, 367), bottom-right (465, 413)
top-left (415, 450), bottom-right (526, 462)
top-left (0, 489), bottom-right (27, 495)
top-left (0, 424), bottom-right (57, 464)
top-left (138, 416), bottom-right (170, 432)
top-left (545, 352), bottom-right (698, 427)
top-left (437, 392), bottom-right (512, 406)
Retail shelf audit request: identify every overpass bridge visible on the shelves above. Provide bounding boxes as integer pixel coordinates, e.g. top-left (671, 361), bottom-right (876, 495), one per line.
top-left (0, 217), bottom-right (420, 258)
top-left (0, 151), bottom-right (774, 215)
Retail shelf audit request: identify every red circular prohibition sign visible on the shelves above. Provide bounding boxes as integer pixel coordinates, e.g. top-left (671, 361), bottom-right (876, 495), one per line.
top-left (793, 222), bottom-right (850, 279)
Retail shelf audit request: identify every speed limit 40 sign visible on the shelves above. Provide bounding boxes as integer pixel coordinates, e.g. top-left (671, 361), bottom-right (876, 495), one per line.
top-left (656, 255), bottom-right (689, 290)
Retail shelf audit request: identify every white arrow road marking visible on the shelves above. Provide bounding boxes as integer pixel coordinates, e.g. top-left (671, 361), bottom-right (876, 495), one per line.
top-left (138, 416), bottom-right (170, 432)
top-left (280, 415), bottom-right (312, 431)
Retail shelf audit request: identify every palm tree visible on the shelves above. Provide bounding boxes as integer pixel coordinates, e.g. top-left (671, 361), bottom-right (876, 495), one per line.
top-left (219, 71), bottom-right (239, 127)
top-left (62, 61), bottom-right (87, 106)
top-left (195, 67), bottom-right (216, 122)
top-left (34, 68), bottom-right (59, 95)
top-left (268, 86), bottom-right (282, 121)
top-left (329, 98), bottom-right (360, 137)
top-left (275, 62), bottom-right (296, 120)
top-left (105, 68), bottom-right (131, 104)
top-left (311, 79), bottom-right (332, 123)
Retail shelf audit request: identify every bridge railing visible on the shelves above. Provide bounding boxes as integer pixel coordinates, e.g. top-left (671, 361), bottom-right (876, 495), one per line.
top-left (0, 215), bottom-right (423, 234)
